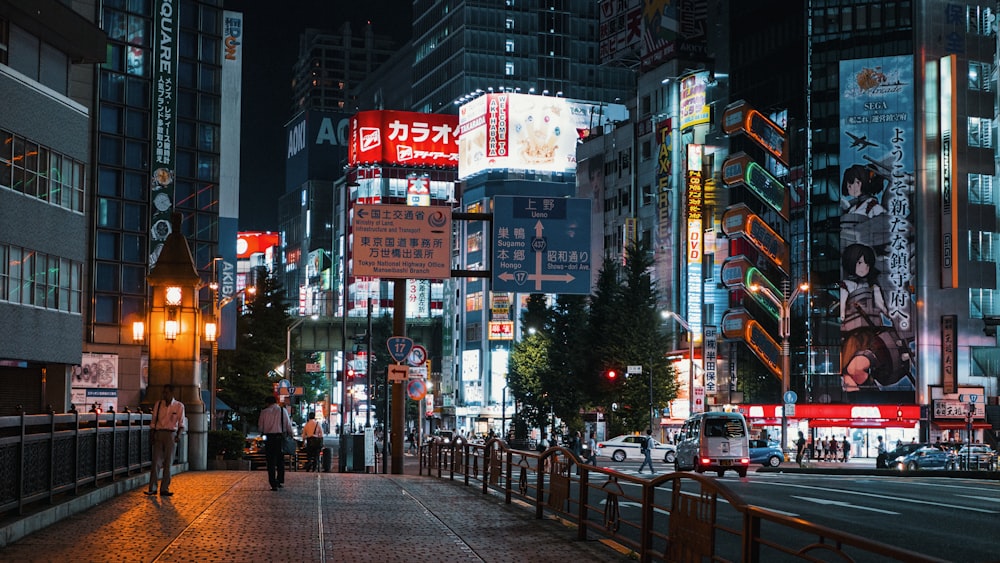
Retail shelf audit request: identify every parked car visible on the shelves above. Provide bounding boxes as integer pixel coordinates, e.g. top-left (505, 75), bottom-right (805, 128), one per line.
top-left (952, 444), bottom-right (997, 471)
top-left (596, 434), bottom-right (677, 463)
top-left (748, 439), bottom-right (785, 467)
top-left (890, 445), bottom-right (954, 471)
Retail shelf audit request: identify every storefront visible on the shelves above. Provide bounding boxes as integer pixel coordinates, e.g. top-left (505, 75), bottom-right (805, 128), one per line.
top-left (735, 403), bottom-right (922, 457)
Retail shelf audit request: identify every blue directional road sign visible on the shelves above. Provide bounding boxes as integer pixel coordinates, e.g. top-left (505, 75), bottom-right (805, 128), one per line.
top-left (492, 196), bottom-right (591, 294)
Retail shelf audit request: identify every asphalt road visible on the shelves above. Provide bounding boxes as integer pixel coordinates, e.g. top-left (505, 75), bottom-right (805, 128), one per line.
top-left (587, 458), bottom-right (999, 562)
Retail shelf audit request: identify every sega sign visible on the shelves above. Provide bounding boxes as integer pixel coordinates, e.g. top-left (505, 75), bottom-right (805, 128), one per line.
top-left (349, 110), bottom-right (459, 168)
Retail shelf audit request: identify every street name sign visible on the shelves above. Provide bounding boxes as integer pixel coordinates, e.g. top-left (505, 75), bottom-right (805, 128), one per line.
top-left (352, 204), bottom-right (451, 278)
top-left (492, 196), bottom-right (591, 294)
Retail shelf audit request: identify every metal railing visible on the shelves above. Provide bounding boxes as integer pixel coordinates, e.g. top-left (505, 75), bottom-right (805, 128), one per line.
top-left (0, 412), bottom-right (153, 516)
top-left (420, 437), bottom-right (946, 563)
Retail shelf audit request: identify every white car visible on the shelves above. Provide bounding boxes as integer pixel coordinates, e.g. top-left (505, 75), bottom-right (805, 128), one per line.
top-left (597, 435), bottom-right (677, 463)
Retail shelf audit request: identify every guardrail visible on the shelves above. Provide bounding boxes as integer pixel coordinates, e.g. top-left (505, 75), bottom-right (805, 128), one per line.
top-left (420, 436), bottom-right (946, 563)
top-left (0, 412), bottom-right (153, 516)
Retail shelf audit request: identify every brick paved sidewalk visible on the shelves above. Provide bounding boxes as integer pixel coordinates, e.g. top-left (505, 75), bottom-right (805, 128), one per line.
top-left (0, 469), bottom-right (631, 562)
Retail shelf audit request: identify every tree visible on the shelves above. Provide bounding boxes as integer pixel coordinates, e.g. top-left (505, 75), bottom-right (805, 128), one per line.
top-left (589, 240), bottom-right (678, 434)
top-left (217, 274), bottom-right (291, 432)
top-left (507, 329), bottom-right (551, 438)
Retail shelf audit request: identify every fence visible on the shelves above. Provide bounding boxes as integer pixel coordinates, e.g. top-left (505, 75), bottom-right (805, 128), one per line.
top-left (0, 412), bottom-right (153, 516)
top-left (420, 436), bottom-right (946, 563)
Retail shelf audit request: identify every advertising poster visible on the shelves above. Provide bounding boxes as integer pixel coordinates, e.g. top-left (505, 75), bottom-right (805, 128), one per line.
top-left (838, 55), bottom-right (916, 393)
top-left (458, 93), bottom-right (627, 180)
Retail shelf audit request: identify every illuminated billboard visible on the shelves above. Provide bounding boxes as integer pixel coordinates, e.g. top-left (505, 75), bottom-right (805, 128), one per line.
top-left (348, 110), bottom-right (459, 168)
top-left (679, 71), bottom-right (711, 129)
top-left (838, 55), bottom-right (915, 394)
top-left (457, 92), bottom-right (627, 180)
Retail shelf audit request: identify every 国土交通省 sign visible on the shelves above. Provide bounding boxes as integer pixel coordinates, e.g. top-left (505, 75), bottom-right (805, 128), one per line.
top-left (351, 204), bottom-right (451, 278)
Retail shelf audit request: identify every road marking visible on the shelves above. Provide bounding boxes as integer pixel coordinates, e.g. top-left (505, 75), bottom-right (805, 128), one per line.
top-left (956, 495), bottom-right (1000, 503)
top-left (791, 495), bottom-right (899, 515)
top-left (754, 481), bottom-right (1000, 514)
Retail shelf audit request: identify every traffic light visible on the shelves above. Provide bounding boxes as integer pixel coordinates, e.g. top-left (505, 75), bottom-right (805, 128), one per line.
top-left (896, 406), bottom-right (903, 421)
top-left (606, 369), bottom-right (618, 381)
top-left (347, 367), bottom-right (356, 381)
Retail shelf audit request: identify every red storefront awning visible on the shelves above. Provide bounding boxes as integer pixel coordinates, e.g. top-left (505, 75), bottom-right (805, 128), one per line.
top-left (738, 404), bottom-right (921, 428)
top-left (931, 421), bottom-right (992, 430)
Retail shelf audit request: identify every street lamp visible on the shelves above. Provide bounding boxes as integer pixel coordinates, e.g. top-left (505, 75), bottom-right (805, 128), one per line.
top-left (749, 281), bottom-right (809, 455)
top-left (662, 310), bottom-right (697, 415)
top-left (283, 314), bottom-right (318, 413)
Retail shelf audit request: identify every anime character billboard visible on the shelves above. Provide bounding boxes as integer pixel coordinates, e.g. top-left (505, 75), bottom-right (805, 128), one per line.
top-left (838, 56), bottom-right (916, 392)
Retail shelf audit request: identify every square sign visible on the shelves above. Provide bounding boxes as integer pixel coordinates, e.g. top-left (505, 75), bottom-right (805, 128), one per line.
top-left (492, 196), bottom-right (592, 294)
top-left (352, 204), bottom-right (451, 278)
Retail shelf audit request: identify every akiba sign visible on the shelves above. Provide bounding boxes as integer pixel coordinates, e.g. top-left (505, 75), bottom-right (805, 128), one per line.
top-left (284, 110), bottom-right (351, 187)
top-left (349, 110), bottom-right (459, 168)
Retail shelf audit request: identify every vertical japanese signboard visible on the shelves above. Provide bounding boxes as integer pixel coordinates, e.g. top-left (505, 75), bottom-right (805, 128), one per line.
top-left (149, 0), bottom-right (179, 268)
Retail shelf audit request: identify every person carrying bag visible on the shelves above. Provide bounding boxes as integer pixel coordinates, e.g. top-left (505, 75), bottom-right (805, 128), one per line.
top-left (258, 396), bottom-right (295, 491)
top-left (302, 412), bottom-right (325, 472)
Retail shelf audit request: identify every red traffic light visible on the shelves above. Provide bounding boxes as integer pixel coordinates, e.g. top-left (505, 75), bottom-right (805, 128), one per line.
top-left (606, 369), bottom-right (617, 381)
top-left (347, 367), bottom-right (356, 380)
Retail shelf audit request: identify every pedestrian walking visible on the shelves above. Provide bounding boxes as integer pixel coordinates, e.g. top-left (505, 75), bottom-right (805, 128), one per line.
top-left (637, 429), bottom-right (655, 474)
top-left (146, 384), bottom-right (185, 497)
top-left (816, 437), bottom-right (824, 460)
top-left (795, 431), bottom-right (807, 467)
top-left (258, 395), bottom-right (293, 491)
top-left (876, 435), bottom-right (888, 468)
top-left (827, 437), bottom-right (838, 462)
top-left (406, 430), bottom-right (417, 454)
top-left (586, 431), bottom-right (598, 466)
top-left (571, 430), bottom-right (583, 460)
top-left (302, 412), bottom-right (324, 472)
top-left (841, 436), bottom-right (850, 462)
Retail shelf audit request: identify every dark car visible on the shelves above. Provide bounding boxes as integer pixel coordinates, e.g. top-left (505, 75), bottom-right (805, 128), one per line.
top-left (748, 439), bottom-right (785, 467)
top-left (952, 444), bottom-right (997, 471)
top-left (890, 445), bottom-right (954, 471)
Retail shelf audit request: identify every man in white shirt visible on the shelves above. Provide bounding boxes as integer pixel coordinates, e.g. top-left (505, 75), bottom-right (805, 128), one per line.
top-left (258, 395), bottom-right (294, 490)
top-left (146, 384), bottom-right (185, 497)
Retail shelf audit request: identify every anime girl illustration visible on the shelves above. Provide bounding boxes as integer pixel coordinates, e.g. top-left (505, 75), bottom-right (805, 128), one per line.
top-left (841, 164), bottom-right (886, 218)
top-left (840, 243), bottom-right (914, 391)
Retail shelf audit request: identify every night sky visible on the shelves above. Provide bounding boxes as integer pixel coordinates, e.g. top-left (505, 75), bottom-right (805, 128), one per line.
top-left (225, 0), bottom-right (413, 230)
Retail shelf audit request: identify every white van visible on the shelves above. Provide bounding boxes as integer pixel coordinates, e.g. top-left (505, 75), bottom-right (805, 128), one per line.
top-left (674, 412), bottom-right (751, 477)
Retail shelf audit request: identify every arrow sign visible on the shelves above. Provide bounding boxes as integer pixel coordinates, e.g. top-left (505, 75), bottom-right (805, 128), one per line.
top-left (791, 496), bottom-right (898, 515)
top-left (492, 196), bottom-right (592, 294)
top-left (386, 337), bottom-right (413, 364)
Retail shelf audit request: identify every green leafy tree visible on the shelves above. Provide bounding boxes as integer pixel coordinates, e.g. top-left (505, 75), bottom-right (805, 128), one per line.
top-left (217, 274), bottom-right (291, 432)
top-left (544, 294), bottom-right (589, 432)
top-left (507, 329), bottom-right (551, 438)
top-left (588, 240), bottom-right (678, 435)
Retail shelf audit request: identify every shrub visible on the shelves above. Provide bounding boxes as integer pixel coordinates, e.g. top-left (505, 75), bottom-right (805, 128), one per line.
top-left (208, 430), bottom-right (245, 460)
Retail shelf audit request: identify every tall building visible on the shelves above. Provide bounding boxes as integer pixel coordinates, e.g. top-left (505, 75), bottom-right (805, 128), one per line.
top-left (406, 1), bottom-right (637, 432)
top-left (291, 23), bottom-right (397, 114)
top-left (82, 0), bottom-right (234, 411)
top-left (280, 23), bottom-right (399, 312)
top-left (0, 1), bottom-right (105, 413)
top-left (801, 0), bottom-right (997, 440)
top-left (410, 0), bottom-right (635, 114)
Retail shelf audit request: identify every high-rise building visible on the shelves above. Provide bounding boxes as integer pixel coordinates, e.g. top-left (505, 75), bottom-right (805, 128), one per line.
top-left (800, 1), bottom-right (996, 439)
top-left (0, 1), bottom-right (105, 413)
top-left (411, 0), bottom-right (635, 114)
top-left (82, 0), bottom-right (233, 411)
top-left (291, 23), bottom-right (397, 114)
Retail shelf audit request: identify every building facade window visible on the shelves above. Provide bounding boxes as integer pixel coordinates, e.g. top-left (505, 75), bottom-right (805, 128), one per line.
top-left (0, 129), bottom-right (85, 213)
top-left (968, 61), bottom-right (992, 92)
top-left (0, 243), bottom-right (82, 313)
top-left (967, 116), bottom-right (993, 148)
top-left (968, 173), bottom-right (994, 204)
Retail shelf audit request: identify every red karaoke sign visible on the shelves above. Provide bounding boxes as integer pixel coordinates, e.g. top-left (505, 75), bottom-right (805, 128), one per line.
top-left (349, 110), bottom-right (459, 168)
